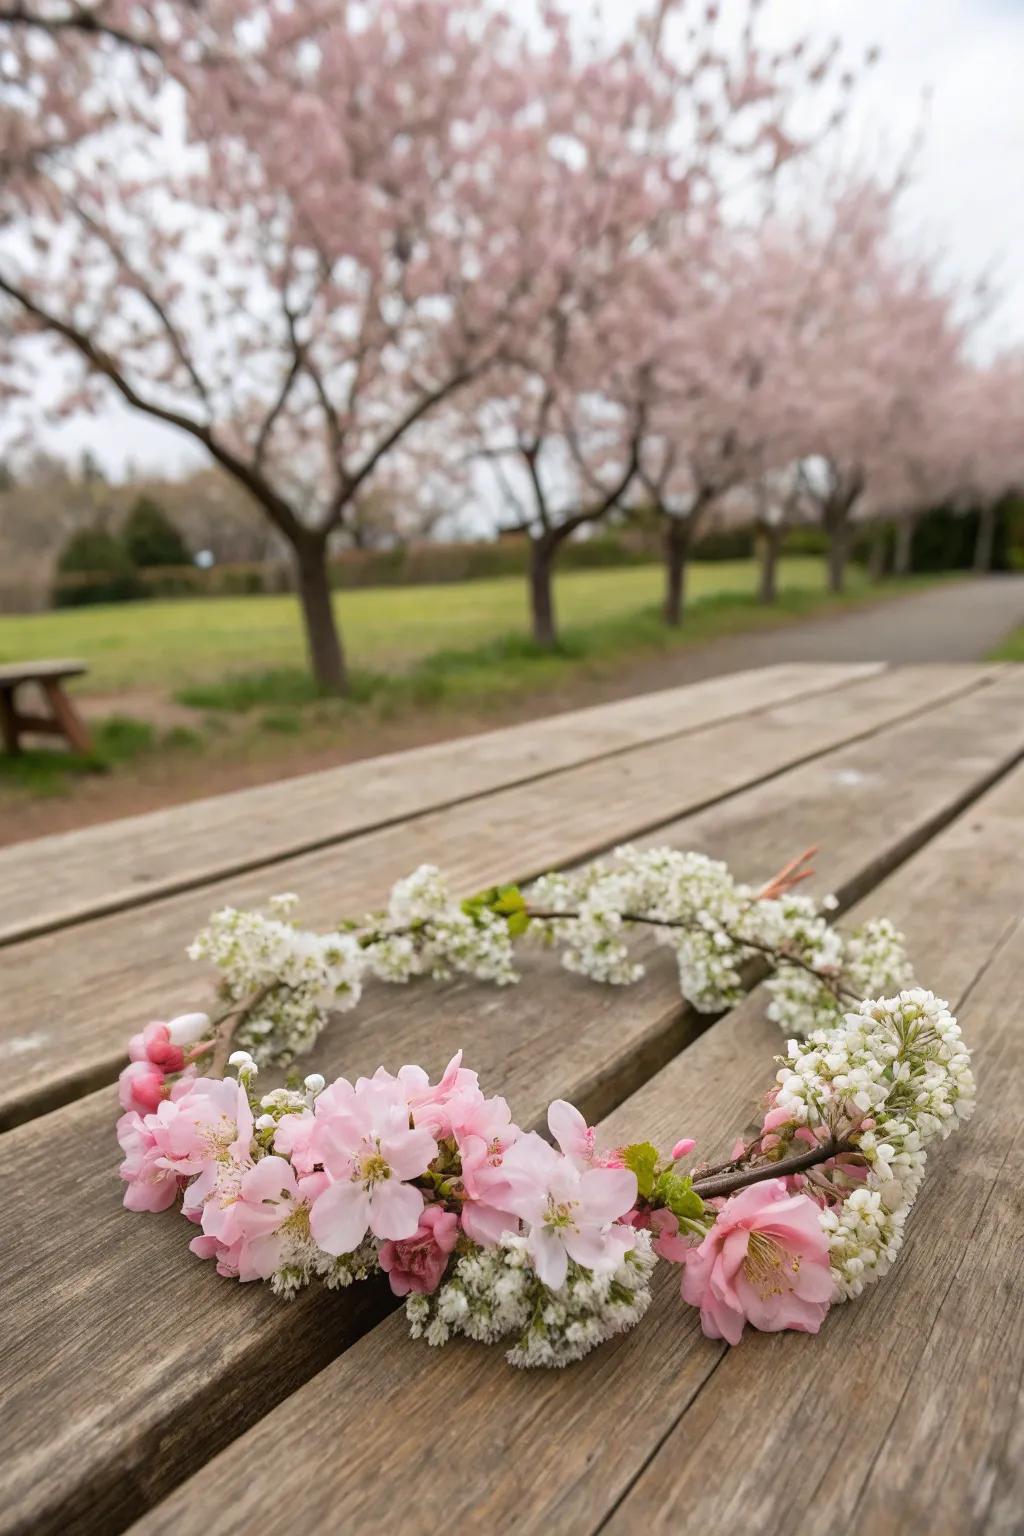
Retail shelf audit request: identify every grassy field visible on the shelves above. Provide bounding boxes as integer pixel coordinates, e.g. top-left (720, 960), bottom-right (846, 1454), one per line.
top-left (2, 558), bottom-right (857, 695)
top-left (0, 559), bottom-right (945, 814)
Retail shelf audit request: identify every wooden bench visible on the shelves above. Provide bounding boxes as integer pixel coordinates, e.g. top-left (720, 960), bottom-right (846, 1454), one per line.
top-left (0, 658), bottom-right (93, 756)
top-left (0, 663), bottom-right (1020, 1535)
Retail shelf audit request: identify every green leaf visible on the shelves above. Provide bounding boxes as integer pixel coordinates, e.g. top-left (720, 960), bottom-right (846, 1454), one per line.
top-left (652, 1168), bottom-right (705, 1222)
top-left (621, 1141), bottom-right (661, 1199)
top-left (462, 884), bottom-right (529, 935)
top-left (460, 886), bottom-right (496, 917)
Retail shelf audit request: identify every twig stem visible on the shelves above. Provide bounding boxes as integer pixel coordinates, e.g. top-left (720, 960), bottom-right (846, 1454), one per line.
top-left (525, 907), bottom-right (860, 1004)
top-left (691, 1138), bottom-right (855, 1201)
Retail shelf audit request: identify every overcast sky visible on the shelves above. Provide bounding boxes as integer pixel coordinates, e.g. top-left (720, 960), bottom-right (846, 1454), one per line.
top-left (22, 0), bottom-right (1024, 481)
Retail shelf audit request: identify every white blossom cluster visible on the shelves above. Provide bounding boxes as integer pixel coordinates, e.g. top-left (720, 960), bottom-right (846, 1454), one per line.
top-left (272, 1239), bottom-right (381, 1300)
top-left (764, 914), bottom-right (912, 1038)
top-left (819, 1188), bottom-right (909, 1299)
top-left (188, 895), bottom-right (364, 1065)
top-left (184, 857), bottom-right (916, 1072)
top-left (361, 865), bottom-right (518, 987)
top-left (530, 846), bottom-right (772, 1005)
top-left (529, 845), bottom-right (908, 1034)
top-left (406, 1230), bottom-right (657, 1368)
top-left (774, 988), bottom-right (975, 1299)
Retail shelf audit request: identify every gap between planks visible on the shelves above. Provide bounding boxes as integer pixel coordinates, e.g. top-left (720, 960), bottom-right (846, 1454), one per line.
top-left (0, 663), bottom-right (882, 949)
top-left (0, 664), bottom-right (1004, 1131)
top-left (126, 752), bottom-right (1024, 1536)
top-left (3, 671), bottom-right (1024, 1535)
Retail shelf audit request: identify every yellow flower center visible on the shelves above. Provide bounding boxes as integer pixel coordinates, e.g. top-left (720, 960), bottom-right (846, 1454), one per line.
top-left (359, 1152), bottom-right (391, 1186)
top-left (743, 1230), bottom-right (799, 1300)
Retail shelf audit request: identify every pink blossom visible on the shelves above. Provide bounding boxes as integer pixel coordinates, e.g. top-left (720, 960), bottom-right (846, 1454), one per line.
top-left (548, 1099), bottom-right (624, 1169)
top-left (680, 1180), bottom-right (833, 1345)
top-left (457, 1133), bottom-right (521, 1246)
top-left (548, 1099), bottom-right (597, 1167)
top-left (307, 1077), bottom-right (437, 1255)
top-left (272, 1108), bottom-right (318, 1174)
top-left (216, 1155), bottom-right (304, 1281)
top-left (651, 1208), bottom-right (699, 1264)
top-left (116, 1110), bottom-right (181, 1212)
top-left (500, 1131), bottom-right (638, 1288)
top-left (400, 1052), bottom-right (518, 1154)
top-left (189, 1231), bottom-right (243, 1278)
top-left (118, 1058), bottom-right (168, 1116)
top-left (128, 1021), bottom-right (186, 1074)
top-left (672, 1138), bottom-right (697, 1161)
top-left (148, 1077), bottom-right (254, 1177)
top-left (397, 1051), bottom-right (478, 1138)
top-left (379, 1205), bottom-right (459, 1296)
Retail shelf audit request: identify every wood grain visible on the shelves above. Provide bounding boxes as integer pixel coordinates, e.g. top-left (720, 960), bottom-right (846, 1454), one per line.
top-left (0, 662), bottom-right (874, 947)
top-left (603, 919), bottom-right (1024, 1536)
top-left (127, 756), bottom-right (1024, 1536)
top-left (2, 670), bottom-right (1021, 1536)
top-left (0, 663), bottom-right (982, 1130)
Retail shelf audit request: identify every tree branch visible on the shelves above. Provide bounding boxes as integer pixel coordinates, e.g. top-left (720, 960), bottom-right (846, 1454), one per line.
top-left (0, 1), bottom-right (160, 53)
top-left (0, 271), bottom-right (306, 545)
top-left (691, 1137), bottom-right (855, 1201)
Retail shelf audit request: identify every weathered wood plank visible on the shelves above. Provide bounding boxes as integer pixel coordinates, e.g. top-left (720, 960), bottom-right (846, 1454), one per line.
top-left (0, 662), bottom-right (875, 947)
top-left (602, 924), bottom-right (1024, 1536)
top-left (1, 670), bottom-right (1021, 1535)
top-left (0, 659), bottom-right (87, 684)
top-left (0, 663), bottom-right (980, 1130)
top-left (126, 755), bottom-right (1024, 1536)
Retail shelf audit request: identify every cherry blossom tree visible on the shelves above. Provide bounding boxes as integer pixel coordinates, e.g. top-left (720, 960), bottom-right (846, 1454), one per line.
top-left (470, 3), bottom-right (859, 643)
top-left (2, 1), bottom-right (678, 688)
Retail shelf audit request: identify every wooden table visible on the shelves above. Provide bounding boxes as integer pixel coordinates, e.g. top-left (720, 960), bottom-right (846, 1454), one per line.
top-left (2, 662), bottom-right (1021, 1536)
top-left (0, 658), bottom-right (92, 757)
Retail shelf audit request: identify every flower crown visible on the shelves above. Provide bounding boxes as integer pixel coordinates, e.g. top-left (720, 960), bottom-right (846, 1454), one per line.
top-left (116, 846), bottom-right (974, 1365)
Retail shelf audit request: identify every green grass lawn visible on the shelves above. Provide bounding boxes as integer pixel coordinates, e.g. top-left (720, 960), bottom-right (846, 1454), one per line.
top-left (0, 557), bottom-right (859, 695)
top-left (0, 559), bottom-right (947, 803)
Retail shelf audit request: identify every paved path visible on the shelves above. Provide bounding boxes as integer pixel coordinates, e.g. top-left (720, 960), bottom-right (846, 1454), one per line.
top-left (615, 575), bottom-right (1024, 695)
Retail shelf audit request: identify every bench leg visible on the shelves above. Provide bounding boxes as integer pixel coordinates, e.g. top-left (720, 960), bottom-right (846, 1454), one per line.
top-left (41, 679), bottom-right (94, 755)
top-left (0, 685), bottom-right (19, 755)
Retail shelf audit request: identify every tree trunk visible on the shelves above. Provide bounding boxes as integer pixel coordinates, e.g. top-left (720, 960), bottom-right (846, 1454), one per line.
top-left (974, 504), bottom-right (996, 573)
top-left (757, 524), bottom-right (783, 604)
top-left (826, 516), bottom-right (849, 594)
top-left (529, 535), bottom-right (559, 648)
top-left (894, 515), bottom-right (915, 576)
top-left (663, 518), bottom-right (691, 626)
top-left (294, 536), bottom-right (347, 694)
top-left (867, 524), bottom-right (887, 582)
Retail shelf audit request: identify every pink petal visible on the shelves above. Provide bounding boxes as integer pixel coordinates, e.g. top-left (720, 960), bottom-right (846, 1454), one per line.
top-left (241, 1155), bottom-right (297, 1205)
top-left (310, 1180), bottom-right (371, 1255)
top-left (381, 1126), bottom-right (437, 1182)
top-left (528, 1226), bottom-right (568, 1289)
top-left (579, 1166), bottom-right (638, 1223)
top-left (368, 1179), bottom-right (424, 1241)
top-left (547, 1099), bottom-right (589, 1159)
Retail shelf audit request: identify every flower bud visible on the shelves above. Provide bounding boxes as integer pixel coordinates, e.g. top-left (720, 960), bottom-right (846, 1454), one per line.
top-left (167, 1012), bottom-right (211, 1047)
top-left (672, 1137), bottom-right (696, 1160)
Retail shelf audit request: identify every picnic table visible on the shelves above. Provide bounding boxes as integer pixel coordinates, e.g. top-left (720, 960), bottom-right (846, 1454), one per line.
top-left (1, 661), bottom-right (1021, 1536)
top-left (0, 658), bottom-right (92, 757)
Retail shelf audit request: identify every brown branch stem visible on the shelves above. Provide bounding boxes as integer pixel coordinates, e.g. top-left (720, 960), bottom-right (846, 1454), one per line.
top-left (208, 981), bottom-right (280, 1077)
top-left (691, 1138), bottom-right (855, 1201)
